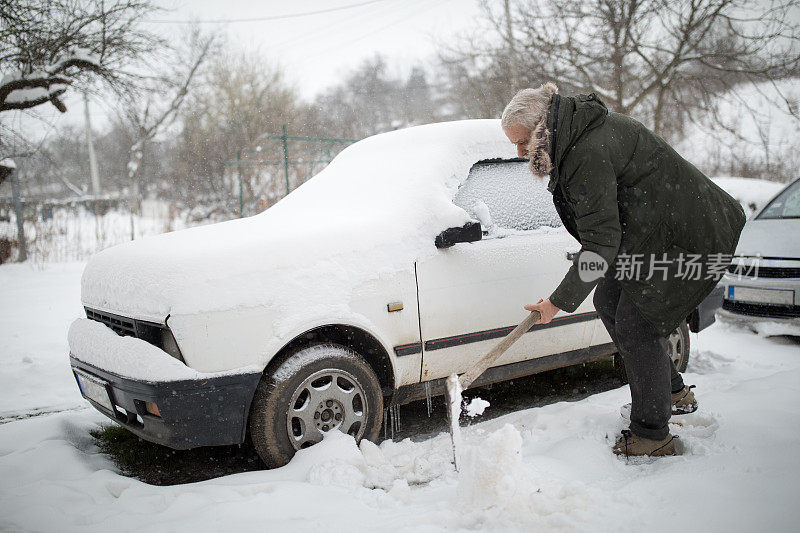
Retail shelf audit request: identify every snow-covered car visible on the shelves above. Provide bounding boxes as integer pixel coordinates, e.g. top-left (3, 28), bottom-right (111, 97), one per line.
top-left (68, 120), bottom-right (716, 467)
top-left (721, 177), bottom-right (800, 330)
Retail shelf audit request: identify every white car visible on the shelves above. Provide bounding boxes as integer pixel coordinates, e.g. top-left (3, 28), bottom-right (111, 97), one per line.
top-left (68, 120), bottom-right (712, 467)
top-left (721, 177), bottom-right (800, 330)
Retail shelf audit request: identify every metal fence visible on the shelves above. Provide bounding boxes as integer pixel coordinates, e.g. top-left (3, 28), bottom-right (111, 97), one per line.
top-left (0, 127), bottom-right (360, 262)
top-left (226, 125), bottom-right (358, 217)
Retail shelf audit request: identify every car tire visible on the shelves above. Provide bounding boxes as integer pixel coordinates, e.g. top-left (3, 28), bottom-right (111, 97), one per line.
top-left (248, 343), bottom-right (384, 469)
top-left (613, 321), bottom-right (691, 383)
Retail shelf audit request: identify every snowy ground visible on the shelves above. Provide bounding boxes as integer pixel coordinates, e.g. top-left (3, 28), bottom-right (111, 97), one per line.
top-left (0, 263), bottom-right (86, 420)
top-left (1, 263), bottom-right (799, 532)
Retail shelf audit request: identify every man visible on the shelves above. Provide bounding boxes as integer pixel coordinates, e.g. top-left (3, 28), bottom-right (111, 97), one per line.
top-left (502, 83), bottom-right (746, 457)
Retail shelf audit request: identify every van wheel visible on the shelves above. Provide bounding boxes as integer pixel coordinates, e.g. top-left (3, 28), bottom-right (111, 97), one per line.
top-left (249, 344), bottom-right (383, 469)
top-left (613, 322), bottom-right (690, 383)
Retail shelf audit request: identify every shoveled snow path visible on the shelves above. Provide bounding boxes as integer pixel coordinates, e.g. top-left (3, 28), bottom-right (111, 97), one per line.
top-left (1, 263), bottom-right (799, 532)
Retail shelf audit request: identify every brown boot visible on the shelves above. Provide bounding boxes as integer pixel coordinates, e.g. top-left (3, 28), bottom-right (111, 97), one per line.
top-left (612, 430), bottom-right (679, 457)
top-left (620, 385), bottom-right (698, 420)
top-left (671, 385), bottom-right (698, 415)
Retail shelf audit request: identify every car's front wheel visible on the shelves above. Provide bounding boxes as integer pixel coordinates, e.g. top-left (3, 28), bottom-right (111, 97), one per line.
top-left (614, 321), bottom-right (690, 382)
top-left (248, 343), bottom-right (384, 468)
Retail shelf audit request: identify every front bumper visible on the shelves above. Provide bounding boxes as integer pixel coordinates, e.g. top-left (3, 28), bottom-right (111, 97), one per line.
top-left (68, 318), bottom-right (262, 449)
top-left (70, 356), bottom-right (262, 449)
top-left (721, 266), bottom-right (800, 322)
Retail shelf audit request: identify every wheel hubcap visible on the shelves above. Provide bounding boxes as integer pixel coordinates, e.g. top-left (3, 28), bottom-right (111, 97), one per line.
top-left (286, 369), bottom-right (367, 450)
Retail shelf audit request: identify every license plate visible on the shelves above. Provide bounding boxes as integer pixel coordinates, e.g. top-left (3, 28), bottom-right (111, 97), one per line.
top-left (728, 286), bottom-right (795, 306)
top-left (74, 370), bottom-right (114, 413)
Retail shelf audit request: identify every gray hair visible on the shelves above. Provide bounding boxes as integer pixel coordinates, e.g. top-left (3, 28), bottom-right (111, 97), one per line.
top-left (501, 82), bottom-right (559, 131)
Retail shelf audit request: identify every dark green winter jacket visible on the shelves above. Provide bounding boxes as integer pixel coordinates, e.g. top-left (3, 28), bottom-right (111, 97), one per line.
top-left (545, 93), bottom-right (746, 337)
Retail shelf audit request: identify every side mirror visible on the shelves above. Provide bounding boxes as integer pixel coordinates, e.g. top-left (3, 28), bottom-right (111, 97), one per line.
top-left (435, 221), bottom-right (482, 248)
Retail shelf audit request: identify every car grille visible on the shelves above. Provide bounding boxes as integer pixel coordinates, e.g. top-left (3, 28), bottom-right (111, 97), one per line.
top-left (85, 308), bottom-right (137, 336)
top-left (727, 265), bottom-right (800, 278)
top-left (84, 307), bottom-right (185, 363)
top-left (723, 300), bottom-right (800, 318)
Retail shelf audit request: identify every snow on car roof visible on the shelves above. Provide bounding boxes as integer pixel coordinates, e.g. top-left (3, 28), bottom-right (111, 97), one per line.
top-left (81, 120), bottom-right (517, 322)
top-left (267, 118), bottom-right (515, 235)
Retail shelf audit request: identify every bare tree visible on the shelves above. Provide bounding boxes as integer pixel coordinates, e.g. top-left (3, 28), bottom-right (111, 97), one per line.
top-left (675, 78), bottom-right (800, 181)
top-left (113, 30), bottom-right (214, 236)
top-left (0, 0), bottom-right (161, 181)
top-left (442, 0), bottom-right (800, 138)
top-left (15, 124), bottom-right (90, 197)
top-left (312, 56), bottom-right (440, 139)
top-left (172, 48), bottom-right (300, 215)
top-left (0, 0), bottom-right (158, 115)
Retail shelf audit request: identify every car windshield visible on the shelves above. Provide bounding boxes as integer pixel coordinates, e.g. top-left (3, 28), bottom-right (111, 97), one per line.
top-left (453, 160), bottom-right (563, 234)
top-left (757, 179), bottom-right (800, 219)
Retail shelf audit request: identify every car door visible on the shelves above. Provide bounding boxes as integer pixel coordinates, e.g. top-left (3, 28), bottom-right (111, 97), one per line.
top-left (416, 159), bottom-right (597, 381)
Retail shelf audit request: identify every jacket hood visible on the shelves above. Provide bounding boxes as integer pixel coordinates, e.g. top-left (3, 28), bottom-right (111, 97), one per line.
top-left (545, 93), bottom-right (609, 192)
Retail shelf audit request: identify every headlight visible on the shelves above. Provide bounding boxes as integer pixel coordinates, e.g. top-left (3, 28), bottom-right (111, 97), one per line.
top-left (160, 327), bottom-right (183, 361)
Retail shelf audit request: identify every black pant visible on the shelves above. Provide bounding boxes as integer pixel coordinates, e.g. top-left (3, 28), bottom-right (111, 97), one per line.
top-left (593, 277), bottom-right (685, 440)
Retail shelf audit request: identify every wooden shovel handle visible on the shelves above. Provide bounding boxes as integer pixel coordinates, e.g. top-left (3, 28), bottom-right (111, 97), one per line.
top-left (459, 310), bottom-right (541, 390)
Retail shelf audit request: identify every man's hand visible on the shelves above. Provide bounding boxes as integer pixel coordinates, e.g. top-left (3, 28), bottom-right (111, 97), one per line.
top-left (524, 298), bottom-right (560, 325)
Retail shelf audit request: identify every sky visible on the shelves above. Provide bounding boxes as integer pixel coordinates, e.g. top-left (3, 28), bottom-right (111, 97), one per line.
top-left (10, 0), bottom-right (485, 149)
top-left (147, 0), bottom-right (483, 98)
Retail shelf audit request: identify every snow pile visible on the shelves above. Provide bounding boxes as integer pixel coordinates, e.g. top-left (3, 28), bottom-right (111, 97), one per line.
top-left (361, 435), bottom-right (453, 486)
top-left (282, 430), bottom-right (369, 488)
top-left (457, 424), bottom-right (523, 508)
top-left (711, 176), bottom-right (786, 217)
top-left (299, 431), bottom-right (448, 498)
top-left (464, 397), bottom-right (490, 417)
top-left (80, 120), bottom-right (515, 319)
top-left (281, 422), bottom-right (529, 513)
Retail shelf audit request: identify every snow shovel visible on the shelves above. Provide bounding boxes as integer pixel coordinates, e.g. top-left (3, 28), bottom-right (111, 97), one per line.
top-left (445, 310), bottom-right (541, 470)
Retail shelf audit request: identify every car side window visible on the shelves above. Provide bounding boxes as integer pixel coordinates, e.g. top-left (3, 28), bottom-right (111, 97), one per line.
top-left (453, 160), bottom-right (563, 234)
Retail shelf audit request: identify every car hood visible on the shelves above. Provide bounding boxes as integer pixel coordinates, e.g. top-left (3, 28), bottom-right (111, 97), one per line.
top-left (82, 216), bottom-right (388, 319)
top-left (82, 119), bottom-right (516, 319)
top-left (734, 218), bottom-right (800, 259)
